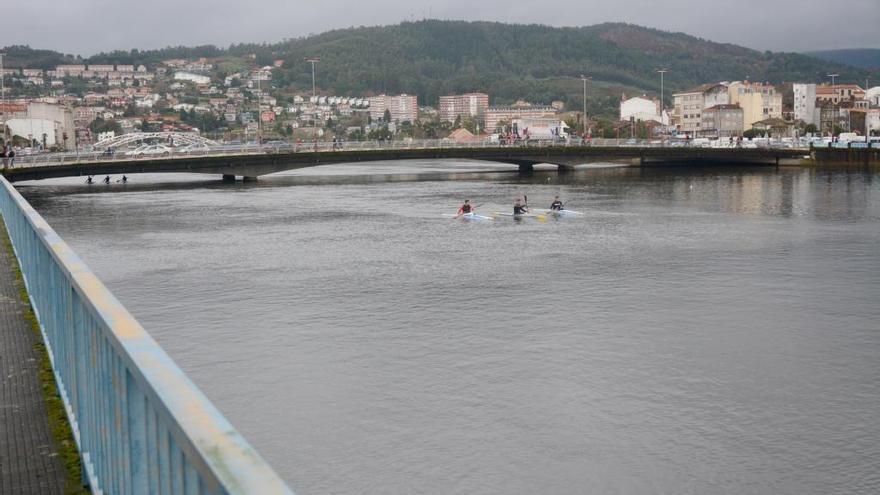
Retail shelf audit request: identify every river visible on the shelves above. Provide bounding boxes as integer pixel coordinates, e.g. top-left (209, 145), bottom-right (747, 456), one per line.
top-left (18, 161), bottom-right (880, 494)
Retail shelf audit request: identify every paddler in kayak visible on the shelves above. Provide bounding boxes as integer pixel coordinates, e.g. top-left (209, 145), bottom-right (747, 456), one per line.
top-left (550, 196), bottom-right (564, 211)
top-left (513, 197), bottom-right (529, 215)
top-left (456, 199), bottom-right (474, 217)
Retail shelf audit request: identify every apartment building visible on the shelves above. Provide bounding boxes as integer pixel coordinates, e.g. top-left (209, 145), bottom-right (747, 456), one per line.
top-left (369, 94), bottom-right (418, 123)
top-left (439, 93), bottom-right (489, 124)
top-left (484, 105), bottom-right (556, 132)
top-left (672, 83), bottom-right (728, 134)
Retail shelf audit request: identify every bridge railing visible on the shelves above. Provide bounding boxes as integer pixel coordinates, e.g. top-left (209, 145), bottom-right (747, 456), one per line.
top-left (6, 137), bottom-right (822, 169)
top-left (0, 175), bottom-right (293, 494)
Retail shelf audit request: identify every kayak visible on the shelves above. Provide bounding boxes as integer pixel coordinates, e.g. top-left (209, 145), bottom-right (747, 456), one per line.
top-left (494, 212), bottom-right (548, 221)
top-left (460, 212), bottom-right (494, 221)
top-left (543, 209), bottom-right (583, 217)
top-left (550, 209), bottom-right (583, 217)
top-left (443, 212), bottom-right (494, 221)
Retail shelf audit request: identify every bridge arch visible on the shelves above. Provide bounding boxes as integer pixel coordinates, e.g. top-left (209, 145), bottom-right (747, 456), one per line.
top-left (93, 132), bottom-right (218, 151)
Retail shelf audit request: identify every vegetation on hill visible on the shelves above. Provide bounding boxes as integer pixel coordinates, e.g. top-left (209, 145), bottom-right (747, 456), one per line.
top-left (4, 21), bottom-right (877, 116)
top-left (806, 49), bottom-right (880, 70)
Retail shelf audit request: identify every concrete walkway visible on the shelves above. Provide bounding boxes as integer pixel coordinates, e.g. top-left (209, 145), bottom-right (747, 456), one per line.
top-left (0, 227), bottom-right (67, 494)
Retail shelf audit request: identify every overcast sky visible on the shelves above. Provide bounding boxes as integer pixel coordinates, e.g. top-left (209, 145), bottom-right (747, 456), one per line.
top-left (4, 0), bottom-right (879, 56)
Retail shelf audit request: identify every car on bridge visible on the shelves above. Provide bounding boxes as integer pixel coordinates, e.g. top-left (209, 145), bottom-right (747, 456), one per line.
top-left (125, 144), bottom-right (172, 157)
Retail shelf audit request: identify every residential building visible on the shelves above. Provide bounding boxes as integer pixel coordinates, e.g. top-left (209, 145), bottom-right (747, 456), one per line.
top-left (867, 109), bottom-right (880, 135)
top-left (174, 72), bottom-right (211, 85)
top-left (751, 118), bottom-right (796, 138)
top-left (484, 105), bottom-right (556, 132)
top-left (793, 83), bottom-right (819, 126)
top-left (866, 87), bottom-right (880, 107)
top-left (439, 93), bottom-right (489, 125)
top-left (56, 65), bottom-right (86, 77)
top-left (816, 84), bottom-right (865, 104)
top-left (369, 94), bottom-right (418, 123)
top-left (701, 104), bottom-right (744, 137)
top-left (620, 95), bottom-right (661, 123)
top-left (89, 64), bottom-right (115, 74)
top-left (728, 82), bottom-right (782, 129)
top-left (672, 83), bottom-right (728, 134)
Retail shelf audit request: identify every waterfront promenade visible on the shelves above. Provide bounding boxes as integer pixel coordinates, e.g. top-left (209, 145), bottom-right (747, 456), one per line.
top-left (0, 226), bottom-right (68, 494)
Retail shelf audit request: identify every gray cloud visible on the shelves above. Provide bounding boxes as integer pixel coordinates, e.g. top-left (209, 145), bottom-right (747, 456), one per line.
top-left (4, 0), bottom-right (879, 56)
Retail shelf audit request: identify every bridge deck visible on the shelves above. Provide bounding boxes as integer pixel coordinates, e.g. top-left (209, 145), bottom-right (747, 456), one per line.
top-left (0, 223), bottom-right (68, 494)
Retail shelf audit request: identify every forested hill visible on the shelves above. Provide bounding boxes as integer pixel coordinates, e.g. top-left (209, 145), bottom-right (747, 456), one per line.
top-left (5, 21), bottom-right (876, 110)
top-left (806, 49), bottom-right (880, 70)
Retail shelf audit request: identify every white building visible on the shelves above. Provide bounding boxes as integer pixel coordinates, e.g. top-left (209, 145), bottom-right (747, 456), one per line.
top-left (174, 71), bottom-right (211, 85)
top-left (793, 83), bottom-right (819, 126)
top-left (369, 94), bottom-right (418, 123)
top-left (620, 95), bottom-right (662, 123)
top-left (867, 87), bottom-right (880, 107)
top-left (867, 109), bottom-right (880, 136)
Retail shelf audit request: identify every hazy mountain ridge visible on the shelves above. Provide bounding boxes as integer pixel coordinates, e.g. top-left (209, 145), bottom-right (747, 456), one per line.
top-left (806, 49), bottom-right (880, 70)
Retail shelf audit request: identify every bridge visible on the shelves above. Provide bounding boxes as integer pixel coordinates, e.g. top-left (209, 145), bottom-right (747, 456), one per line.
top-left (3, 138), bottom-right (866, 183)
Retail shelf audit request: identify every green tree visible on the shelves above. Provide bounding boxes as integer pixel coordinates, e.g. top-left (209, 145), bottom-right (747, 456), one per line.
top-left (88, 117), bottom-right (123, 135)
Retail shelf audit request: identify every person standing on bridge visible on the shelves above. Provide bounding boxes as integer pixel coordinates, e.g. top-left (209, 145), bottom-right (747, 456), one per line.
top-left (7, 148), bottom-right (14, 168)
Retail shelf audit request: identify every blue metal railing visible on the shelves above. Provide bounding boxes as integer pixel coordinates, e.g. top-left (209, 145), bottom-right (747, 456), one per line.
top-left (0, 175), bottom-right (294, 495)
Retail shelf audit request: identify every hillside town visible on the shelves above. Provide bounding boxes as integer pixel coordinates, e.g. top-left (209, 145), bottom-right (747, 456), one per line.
top-left (1, 56), bottom-right (879, 153)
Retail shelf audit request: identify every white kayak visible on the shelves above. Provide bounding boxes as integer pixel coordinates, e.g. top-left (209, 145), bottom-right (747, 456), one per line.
top-left (542, 209), bottom-right (583, 217)
top-left (443, 212), bottom-right (494, 221)
top-left (495, 212), bottom-right (543, 219)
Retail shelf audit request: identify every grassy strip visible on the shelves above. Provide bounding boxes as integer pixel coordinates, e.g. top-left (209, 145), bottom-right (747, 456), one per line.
top-left (1, 218), bottom-right (89, 495)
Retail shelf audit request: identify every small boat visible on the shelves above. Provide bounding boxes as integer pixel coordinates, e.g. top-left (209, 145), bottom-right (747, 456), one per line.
top-left (443, 212), bottom-right (494, 221)
top-left (542, 209), bottom-right (584, 217)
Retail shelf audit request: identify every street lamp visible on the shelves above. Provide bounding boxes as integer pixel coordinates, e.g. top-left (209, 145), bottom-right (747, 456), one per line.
top-left (304, 57), bottom-right (320, 97)
top-left (580, 75), bottom-right (592, 136)
top-left (656, 69), bottom-right (668, 127)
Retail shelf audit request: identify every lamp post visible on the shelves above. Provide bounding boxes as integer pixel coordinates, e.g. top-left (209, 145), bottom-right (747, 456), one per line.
top-left (580, 75), bottom-right (592, 137)
top-left (304, 57), bottom-right (320, 97)
top-left (0, 52), bottom-right (5, 138)
top-left (656, 69), bottom-right (668, 134)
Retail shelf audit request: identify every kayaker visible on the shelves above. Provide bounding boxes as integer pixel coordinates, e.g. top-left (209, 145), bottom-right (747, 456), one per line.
top-left (513, 198), bottom-right (529, 215)
top-left (457, 199), bottom-right (474, 216)
top-left (550, 196), bottom-right (564, 211)
top-left (86, 175), bottom-right (94, 184)
top-left (103, 175), bottom-right (111, 184)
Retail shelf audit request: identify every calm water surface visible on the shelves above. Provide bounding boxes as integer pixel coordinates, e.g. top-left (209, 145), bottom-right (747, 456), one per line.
top-left (19, 162), bottom-right (880, 494)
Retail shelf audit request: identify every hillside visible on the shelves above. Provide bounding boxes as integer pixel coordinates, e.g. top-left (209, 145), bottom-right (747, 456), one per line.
top-left (4, 21), bottom-right (877, 114)
top-left (806, 49), bottom-right (880, 70)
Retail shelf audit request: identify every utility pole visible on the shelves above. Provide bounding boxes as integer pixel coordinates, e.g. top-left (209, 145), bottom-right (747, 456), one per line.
top-left (580, 75), bottom-right (592, 137)
top-left (0, 52), bottom-right (5, 136)
top-left (656, 69), bottom-right (668, 110)
top-left (305, 57), bottom-right (320, 97)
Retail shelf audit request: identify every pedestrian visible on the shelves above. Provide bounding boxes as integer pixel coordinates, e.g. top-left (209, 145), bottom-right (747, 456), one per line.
top-left (1, 145), bottom-right (7, 167)
top-left (8, 149), bottom-right (15, 168)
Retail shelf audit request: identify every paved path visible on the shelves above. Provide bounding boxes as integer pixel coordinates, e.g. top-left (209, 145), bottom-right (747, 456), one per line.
top-left (0, 225), bottom-right (67, 494)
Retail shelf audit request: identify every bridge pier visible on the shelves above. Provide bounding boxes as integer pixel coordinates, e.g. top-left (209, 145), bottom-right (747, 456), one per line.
top-left (242, 176), bottom-right (258, 183)
top-left (557, 165), bottom-right (573, 175)
top-left (518, 164), bottom-right (534, 175)
top-left (222, 174), bottom-right (236, 182)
